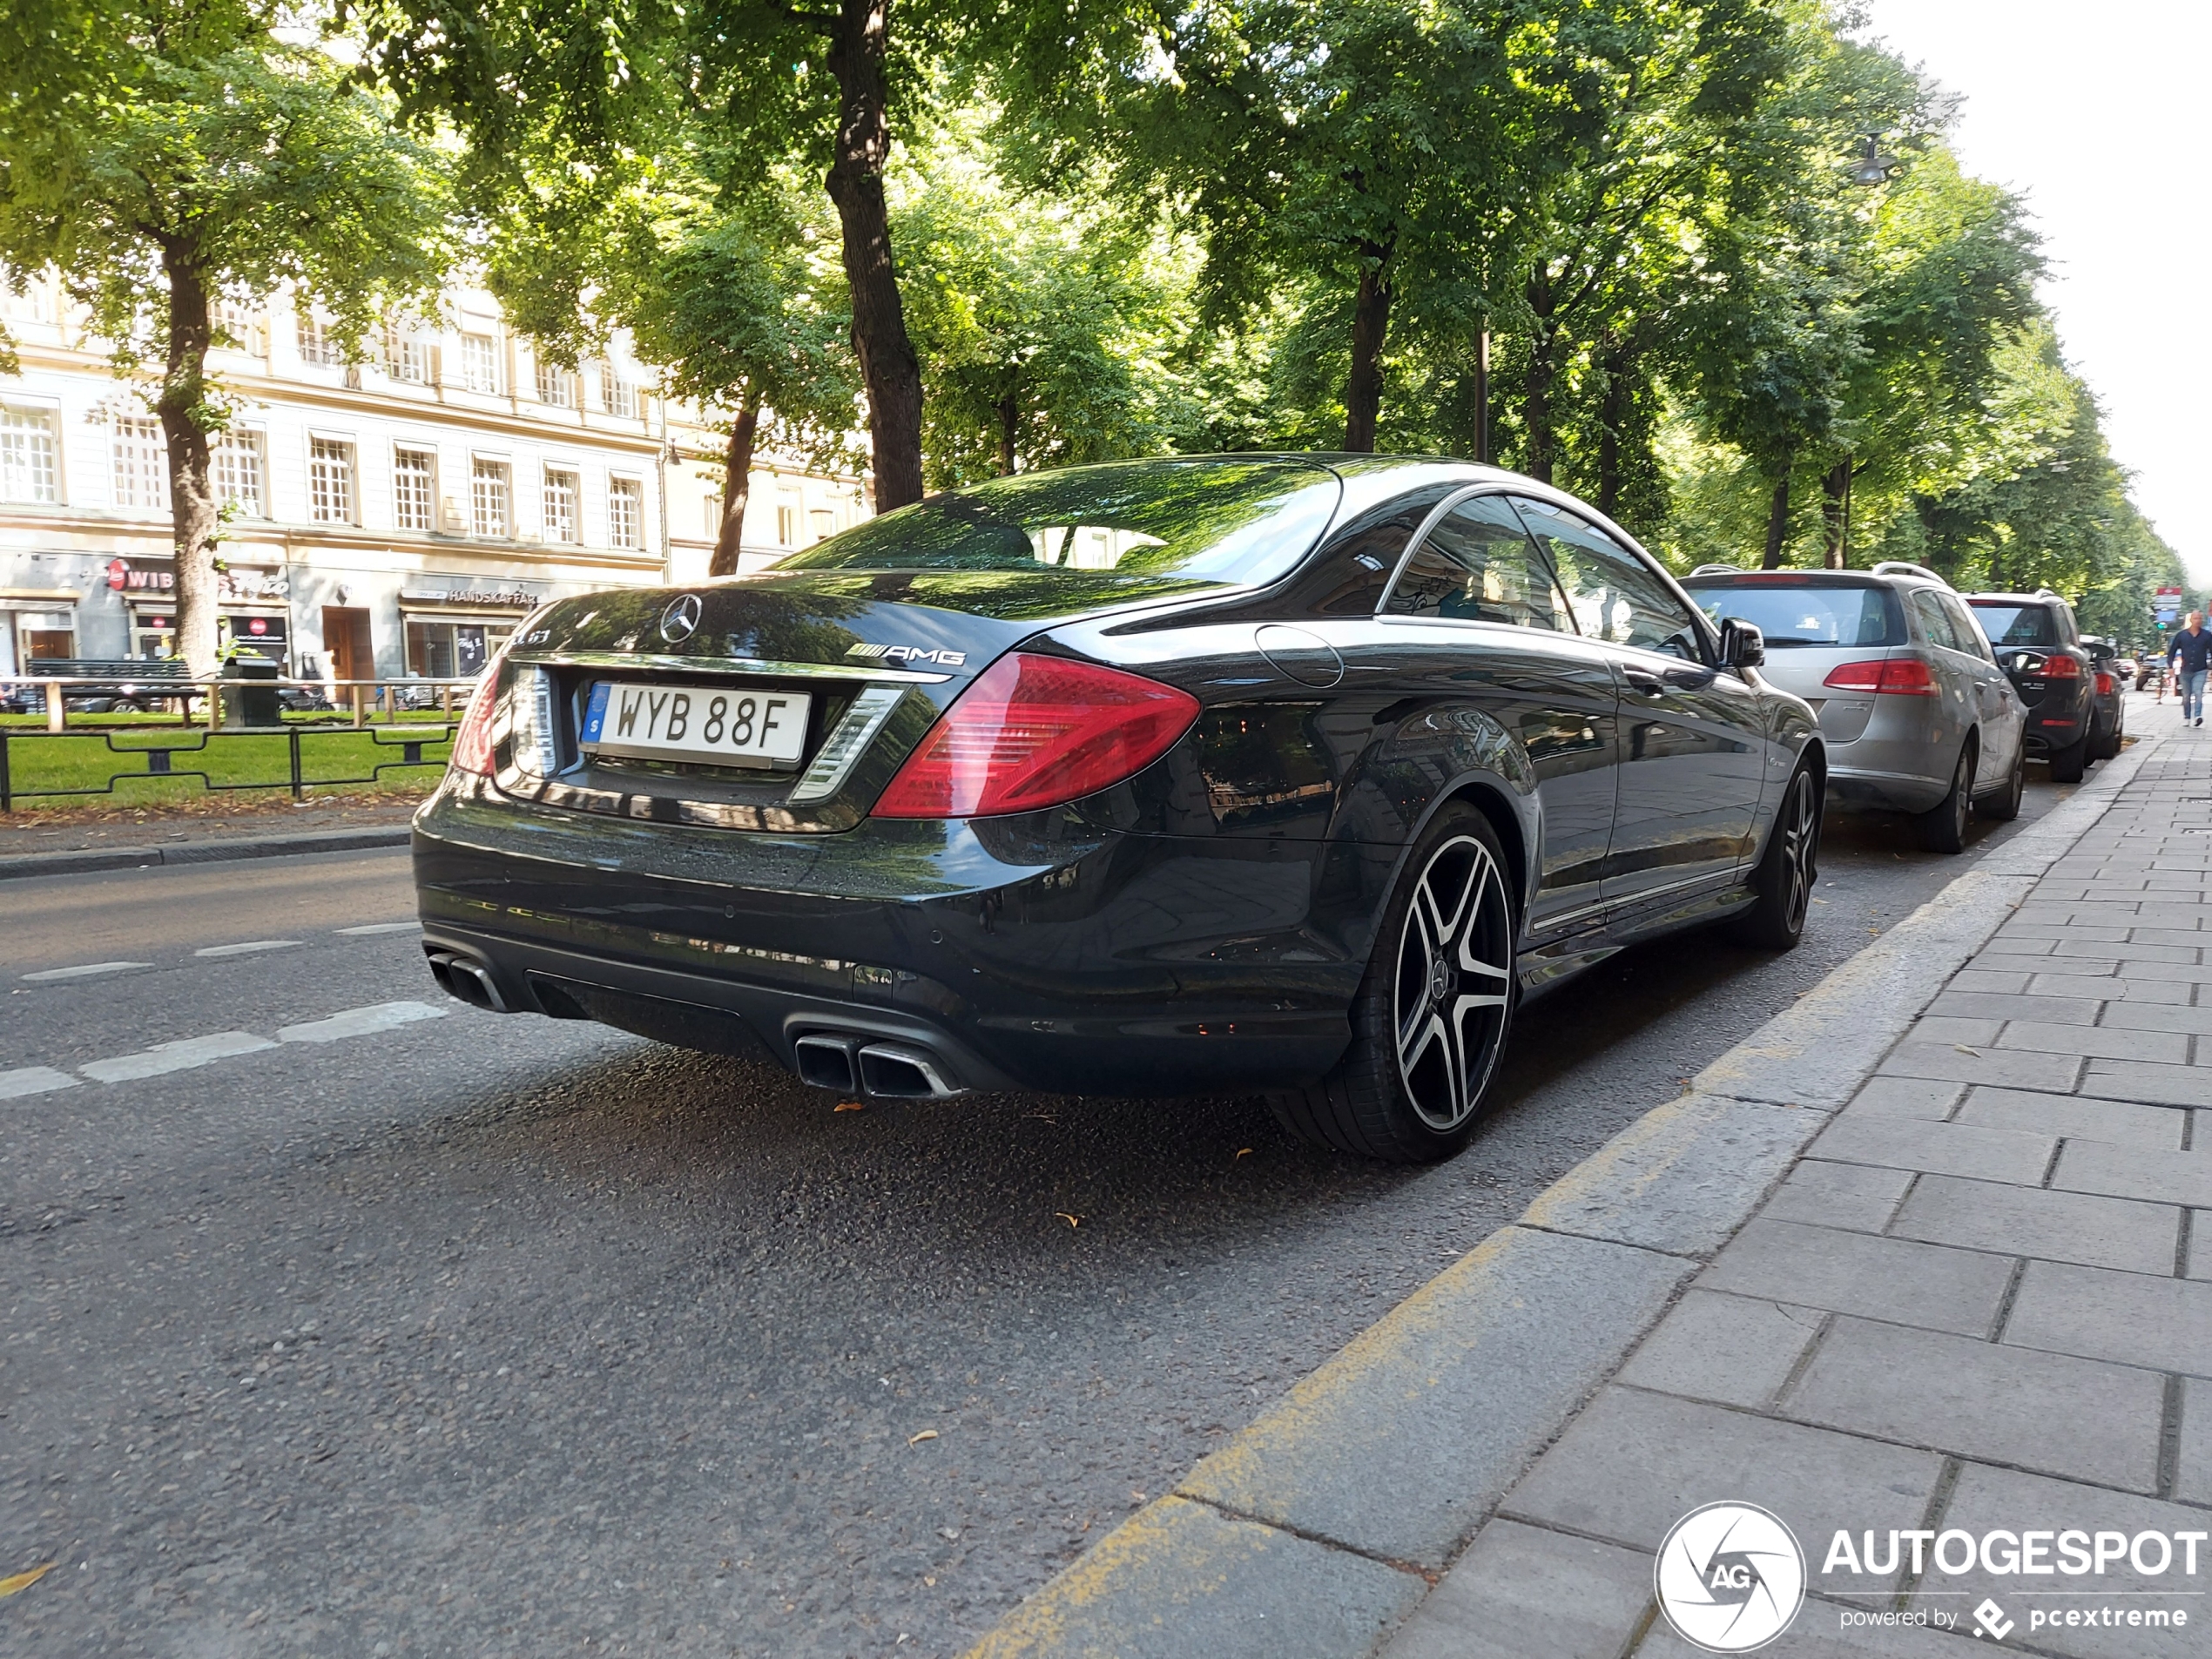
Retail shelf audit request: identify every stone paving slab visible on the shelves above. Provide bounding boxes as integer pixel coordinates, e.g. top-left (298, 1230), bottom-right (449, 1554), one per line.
top-left (1887, 1174), bottom-right (2182, 1275)
top-left (1697, 1218), bottom-right (2016, 1335)
top-left (1376, 1520), bottom-right (1652, 1659)
top-left (2002, 1258), bottom-right (2212, 1375)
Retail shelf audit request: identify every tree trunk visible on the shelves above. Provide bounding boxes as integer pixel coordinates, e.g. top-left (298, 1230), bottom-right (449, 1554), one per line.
top-left (158, 247), bottom-right (220, 678)
top-left (709, 399), bottom-right (762, 578)
top-left (1596, 345), bottom-right (1629, 520)
top-left (1762, 469), bottom-right (1792, 570)
top-left (1522, 264), bottom-right (1557, 483)
top-left (1472, 323), bottom-right (1490, 464)
top-left (825, 0), bottom-right (925, 511)
top-left (1821, 457), bottom-right (1852, 570)
top-left (996, 391), bottom-right (1018, 475)
top-left (1343, 256), bottom-right (1393, 452)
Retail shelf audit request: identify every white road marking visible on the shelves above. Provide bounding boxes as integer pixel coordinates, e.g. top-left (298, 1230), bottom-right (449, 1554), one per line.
top-left (194, 940), bottom-right (302, 958)
top-left (21, 961), bottom-right (152, 982)
top-left (80, 1032), bottom-right (279, 1082)
top-left (335, 922), bottom-right (421, 936)
top-left (277, 1001), bottom-right (447, 1044)
top-left (0, 1067), bottom-right (80, 1100)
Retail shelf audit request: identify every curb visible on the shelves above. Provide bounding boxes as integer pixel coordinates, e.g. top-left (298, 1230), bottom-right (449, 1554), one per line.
top-left (0, 825), bottom-right (413, 881)
top-left (964, 740), bottom-right (2158, 1659)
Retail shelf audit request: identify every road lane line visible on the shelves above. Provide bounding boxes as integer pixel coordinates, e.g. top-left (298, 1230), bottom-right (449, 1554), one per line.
top-left (335, 923), bottom-right (421, 936)
top-left (21, 961), bottom-right (152, 982)
top-left (277, 1001), bottom-right (447, 1044)
top-left (193, 940), bottom-right (301, 958)
top-left (80, 1032), bottom-right (279, 1082)
top-left (0, 1067), bottom-right (80, 1100)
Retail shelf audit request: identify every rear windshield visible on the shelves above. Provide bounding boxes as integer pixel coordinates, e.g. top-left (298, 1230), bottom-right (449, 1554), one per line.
top-left (773, 459), bottom-right (1342, 586)
top-left (1684, 582), bottom-right (1904, 648)
top-left (1967, 603), bottom-right (2060, 646)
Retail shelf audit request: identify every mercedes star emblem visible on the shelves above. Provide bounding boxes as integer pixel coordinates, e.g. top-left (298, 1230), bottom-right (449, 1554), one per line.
top-left (659, 593), bottom-right (703, 644)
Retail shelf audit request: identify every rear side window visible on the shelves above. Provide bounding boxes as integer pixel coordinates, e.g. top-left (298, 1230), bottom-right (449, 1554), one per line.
top-left (1386, 495), bottom-right (1573, 631)
top-left (1306, 488), bottom-right (1454, 616)
top-left (1687, 583), bottom-right (1904, 648)
top-left (1909, 590), bottom-right (1963, 652)
top-left (1938, 593), bottom-right (1995, 662)
top-left (1968, 603), bottom-right (2060, 647)
top-left (1513, 498), bottom-right (1703, 659)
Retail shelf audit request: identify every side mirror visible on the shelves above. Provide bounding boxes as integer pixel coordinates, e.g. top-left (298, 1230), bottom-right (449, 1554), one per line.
top-left (1721, 618), bottom-right (1765, 670)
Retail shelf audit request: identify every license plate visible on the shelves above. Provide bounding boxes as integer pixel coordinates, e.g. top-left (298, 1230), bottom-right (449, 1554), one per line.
top-left (581, 681), bottom-right (811, 769)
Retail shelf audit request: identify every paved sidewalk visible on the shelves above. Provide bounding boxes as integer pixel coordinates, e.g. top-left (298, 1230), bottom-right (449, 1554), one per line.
top-left (1386, 714), bottom-right (2212, 1657)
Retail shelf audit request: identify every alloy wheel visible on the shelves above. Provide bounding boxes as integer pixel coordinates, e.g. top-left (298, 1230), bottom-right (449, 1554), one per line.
top-left (1777, 771), bottom-right (1817, 934)
top-left (1393, 834), bottom-right (1514, 1131)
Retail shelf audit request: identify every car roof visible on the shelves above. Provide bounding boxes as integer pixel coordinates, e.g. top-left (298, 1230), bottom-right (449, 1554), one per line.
top-left (1680, 570), bottom-right (1900, 589)
top-left (1963, 591), bottom-right (2061, 605)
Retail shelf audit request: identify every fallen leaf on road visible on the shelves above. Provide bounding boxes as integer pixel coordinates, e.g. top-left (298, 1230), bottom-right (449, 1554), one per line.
top-left (834, 1101), bottom-right (866, 1113)
top-left (1233, 1148), bottom-right (1252, 1161)
top-left (1055, 1212), bottom-right (1082, 1228)
top-left (908, 1429), bottom-right (938, 1445)
top-left (0, 1562), bottom-right (54, 1599)
top-left (1953, 1044), bottom-right (1981, 1057)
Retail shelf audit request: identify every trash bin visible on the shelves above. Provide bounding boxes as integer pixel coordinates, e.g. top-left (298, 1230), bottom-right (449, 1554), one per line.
top-left (220, 657), bottom-right (284, 728)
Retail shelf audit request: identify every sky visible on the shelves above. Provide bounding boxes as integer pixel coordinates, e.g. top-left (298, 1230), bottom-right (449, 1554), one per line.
top-left (1855, 1), bottom-right (2212, 580)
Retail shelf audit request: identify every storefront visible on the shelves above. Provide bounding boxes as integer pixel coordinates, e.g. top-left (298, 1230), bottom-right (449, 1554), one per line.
top-left (106, 556), bottom-right (294, 668)
top-left (397, 585), bottom-right (547, 678)
top-left (0, 589), bottom-right (81, 673)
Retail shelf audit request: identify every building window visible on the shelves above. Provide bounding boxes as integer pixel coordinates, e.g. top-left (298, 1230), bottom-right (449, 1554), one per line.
top-left (535, 361), bottom-right (574, 408)
top-left (2, 279), bottom-right (54, 325)
top-left (600, 366), bottom-right (637, 418)
top-left (543, 467), bottom-right (579, 543)
top-left (776, 504), bottom-right (797, 546)
top-left (393, 447), bottom-right (435, 532)
top-left (309, 438), bottom-right (355, 523)
top-left (406, 619), bottom-right (512, 678)
top-left (609, 476), bottom-right (644, 550)
top-left (212, 429), bottom-right (265, 516)
top-left (810, 507), bottom-right (836, 543)
top-left (459, 331), bottom-right (502, 394)
top-left (1, 405), bottom-right (60, 504)
top-left (384, 323), bottom-right (433, 384)
top-left (297, 309), bottom-right (342, 367)
top-left (213, 300), bottom-right (266, 354)
top-left (471, 459), bottom-right (511, 537)
top-left (111, 414), bottom-right (169, 510)
top-left (706, 494), bottom-right (724, 540)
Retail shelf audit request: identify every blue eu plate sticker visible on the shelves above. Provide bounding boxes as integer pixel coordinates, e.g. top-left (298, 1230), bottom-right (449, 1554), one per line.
top-left (582, 682), bottom-right (610, 744)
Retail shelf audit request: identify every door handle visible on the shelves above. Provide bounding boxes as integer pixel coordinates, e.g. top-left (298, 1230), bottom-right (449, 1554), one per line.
top-left (1622, 669), bottom-right (1665, 695)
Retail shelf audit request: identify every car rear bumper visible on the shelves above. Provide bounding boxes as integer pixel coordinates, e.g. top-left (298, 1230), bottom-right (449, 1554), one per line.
top-left (411, 775), bottom-right (1366, 1096)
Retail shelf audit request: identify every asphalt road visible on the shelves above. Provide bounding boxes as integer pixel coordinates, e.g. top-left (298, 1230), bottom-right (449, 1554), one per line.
top-left (0, 733), bottom-right (2120, 1657)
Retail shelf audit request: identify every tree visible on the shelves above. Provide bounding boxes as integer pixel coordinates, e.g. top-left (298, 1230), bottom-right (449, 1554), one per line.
top-left (491, 160), bottom-right (859, 577)
top-left (348, 0), bottom-right (1008, 511)
top-left (0, 16), bottom-right (453, 673)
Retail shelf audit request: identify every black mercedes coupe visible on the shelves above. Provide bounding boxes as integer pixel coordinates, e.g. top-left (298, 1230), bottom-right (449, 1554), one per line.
top-left (414, 455), bottom-right (1822, 1162)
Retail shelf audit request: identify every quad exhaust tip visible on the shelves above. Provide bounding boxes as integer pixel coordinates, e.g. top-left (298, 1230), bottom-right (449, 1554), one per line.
top-left (425, 949), bottom-right (509, 1014)
top-left (792, 1033), bottom-right (963, 1098)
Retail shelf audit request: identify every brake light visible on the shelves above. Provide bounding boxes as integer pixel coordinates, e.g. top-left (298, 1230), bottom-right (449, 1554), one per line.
top-left (448, 656), bottom-right (511, 776)
top-left (2039, 653), bottom-right (2082, 679)
top-left (1822, 658), bottom-right (1939, 697)
top-left (2095, 671), bottom-right (2114, 697)
top-left (872, 652), bottom-right (1201, 818)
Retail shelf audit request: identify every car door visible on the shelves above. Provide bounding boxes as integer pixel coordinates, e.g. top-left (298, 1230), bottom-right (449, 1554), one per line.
top-left (1511, 496), bottom-right (1768, 912)
top-left (1375, 491), bottom-right (1622, 938)
top-left (1932, 589), bottom-right (2024, 781)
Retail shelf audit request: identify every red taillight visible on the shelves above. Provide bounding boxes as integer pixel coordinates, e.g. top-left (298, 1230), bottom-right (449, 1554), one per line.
top-left (871, 652), bottom-right (1201, 819)
top-left (448, 658), bottom-right (510, 776)
top-left (2039, 653), bottom-right (2082, 679)
top-left (2095, 671), bottom-right (2114, 697)
top-left (1822, 658), bottom-right (1939, 697)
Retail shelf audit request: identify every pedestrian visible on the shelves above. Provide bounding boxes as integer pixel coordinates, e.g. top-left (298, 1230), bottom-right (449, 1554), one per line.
top-left (2171, 612), bottom-right (2212, 726)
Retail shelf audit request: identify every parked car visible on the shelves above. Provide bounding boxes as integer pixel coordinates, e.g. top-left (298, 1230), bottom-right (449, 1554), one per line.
top-left (2080, 637), bottom-right (2127, 760)
top-left (413, 455), bottom-right (1825, 1163)
top-left (0, 658), bottom-right (194, 715)
top-left (1681, 561), bottom-right (2025, 853)
top-left (1963, 590), bottom-right (2097, 782)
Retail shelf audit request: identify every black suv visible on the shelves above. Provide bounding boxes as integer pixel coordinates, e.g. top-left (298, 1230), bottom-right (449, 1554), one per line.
top-left (1965, 590), bottom-right (2095, 782)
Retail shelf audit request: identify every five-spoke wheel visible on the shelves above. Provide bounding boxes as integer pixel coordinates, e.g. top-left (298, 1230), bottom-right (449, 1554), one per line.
top-left (1393, 833), bottom-right (1515, 1132)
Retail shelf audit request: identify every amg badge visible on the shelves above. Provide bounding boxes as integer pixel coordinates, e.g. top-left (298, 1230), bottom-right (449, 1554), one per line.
top-left (848, 642), bottom-right (968, 666)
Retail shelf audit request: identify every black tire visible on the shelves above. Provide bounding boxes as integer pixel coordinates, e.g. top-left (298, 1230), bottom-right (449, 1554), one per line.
top-left (1269, 805), bottom-right (1517, 1163)
top-left (1913, 743), bottom-right (1974, 854)
top-left (2047, 735), bottom-right (2087, 784)
top-left (1732, 764), bottom-right (1821, 949)
top-left (1976, 740), bottom-right (2025, 822)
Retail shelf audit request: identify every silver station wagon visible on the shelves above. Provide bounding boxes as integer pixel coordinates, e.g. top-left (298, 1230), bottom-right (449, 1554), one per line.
top-left (1682, 562), bottom-right (2027, 853)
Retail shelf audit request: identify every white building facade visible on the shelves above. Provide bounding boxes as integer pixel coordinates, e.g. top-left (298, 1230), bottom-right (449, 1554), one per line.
top-left (0, 277), bottom-right (873, 682)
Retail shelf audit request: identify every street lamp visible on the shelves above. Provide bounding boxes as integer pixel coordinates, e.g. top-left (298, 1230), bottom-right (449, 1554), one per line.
top-left (1847, 133), bottom-right (1899, 187)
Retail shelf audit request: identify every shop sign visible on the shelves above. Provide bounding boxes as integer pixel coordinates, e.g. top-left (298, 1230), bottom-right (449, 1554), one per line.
top-left (399, 587), bottom-right (541, 609)
top-left (108, 558), bottom-right (287, 602)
